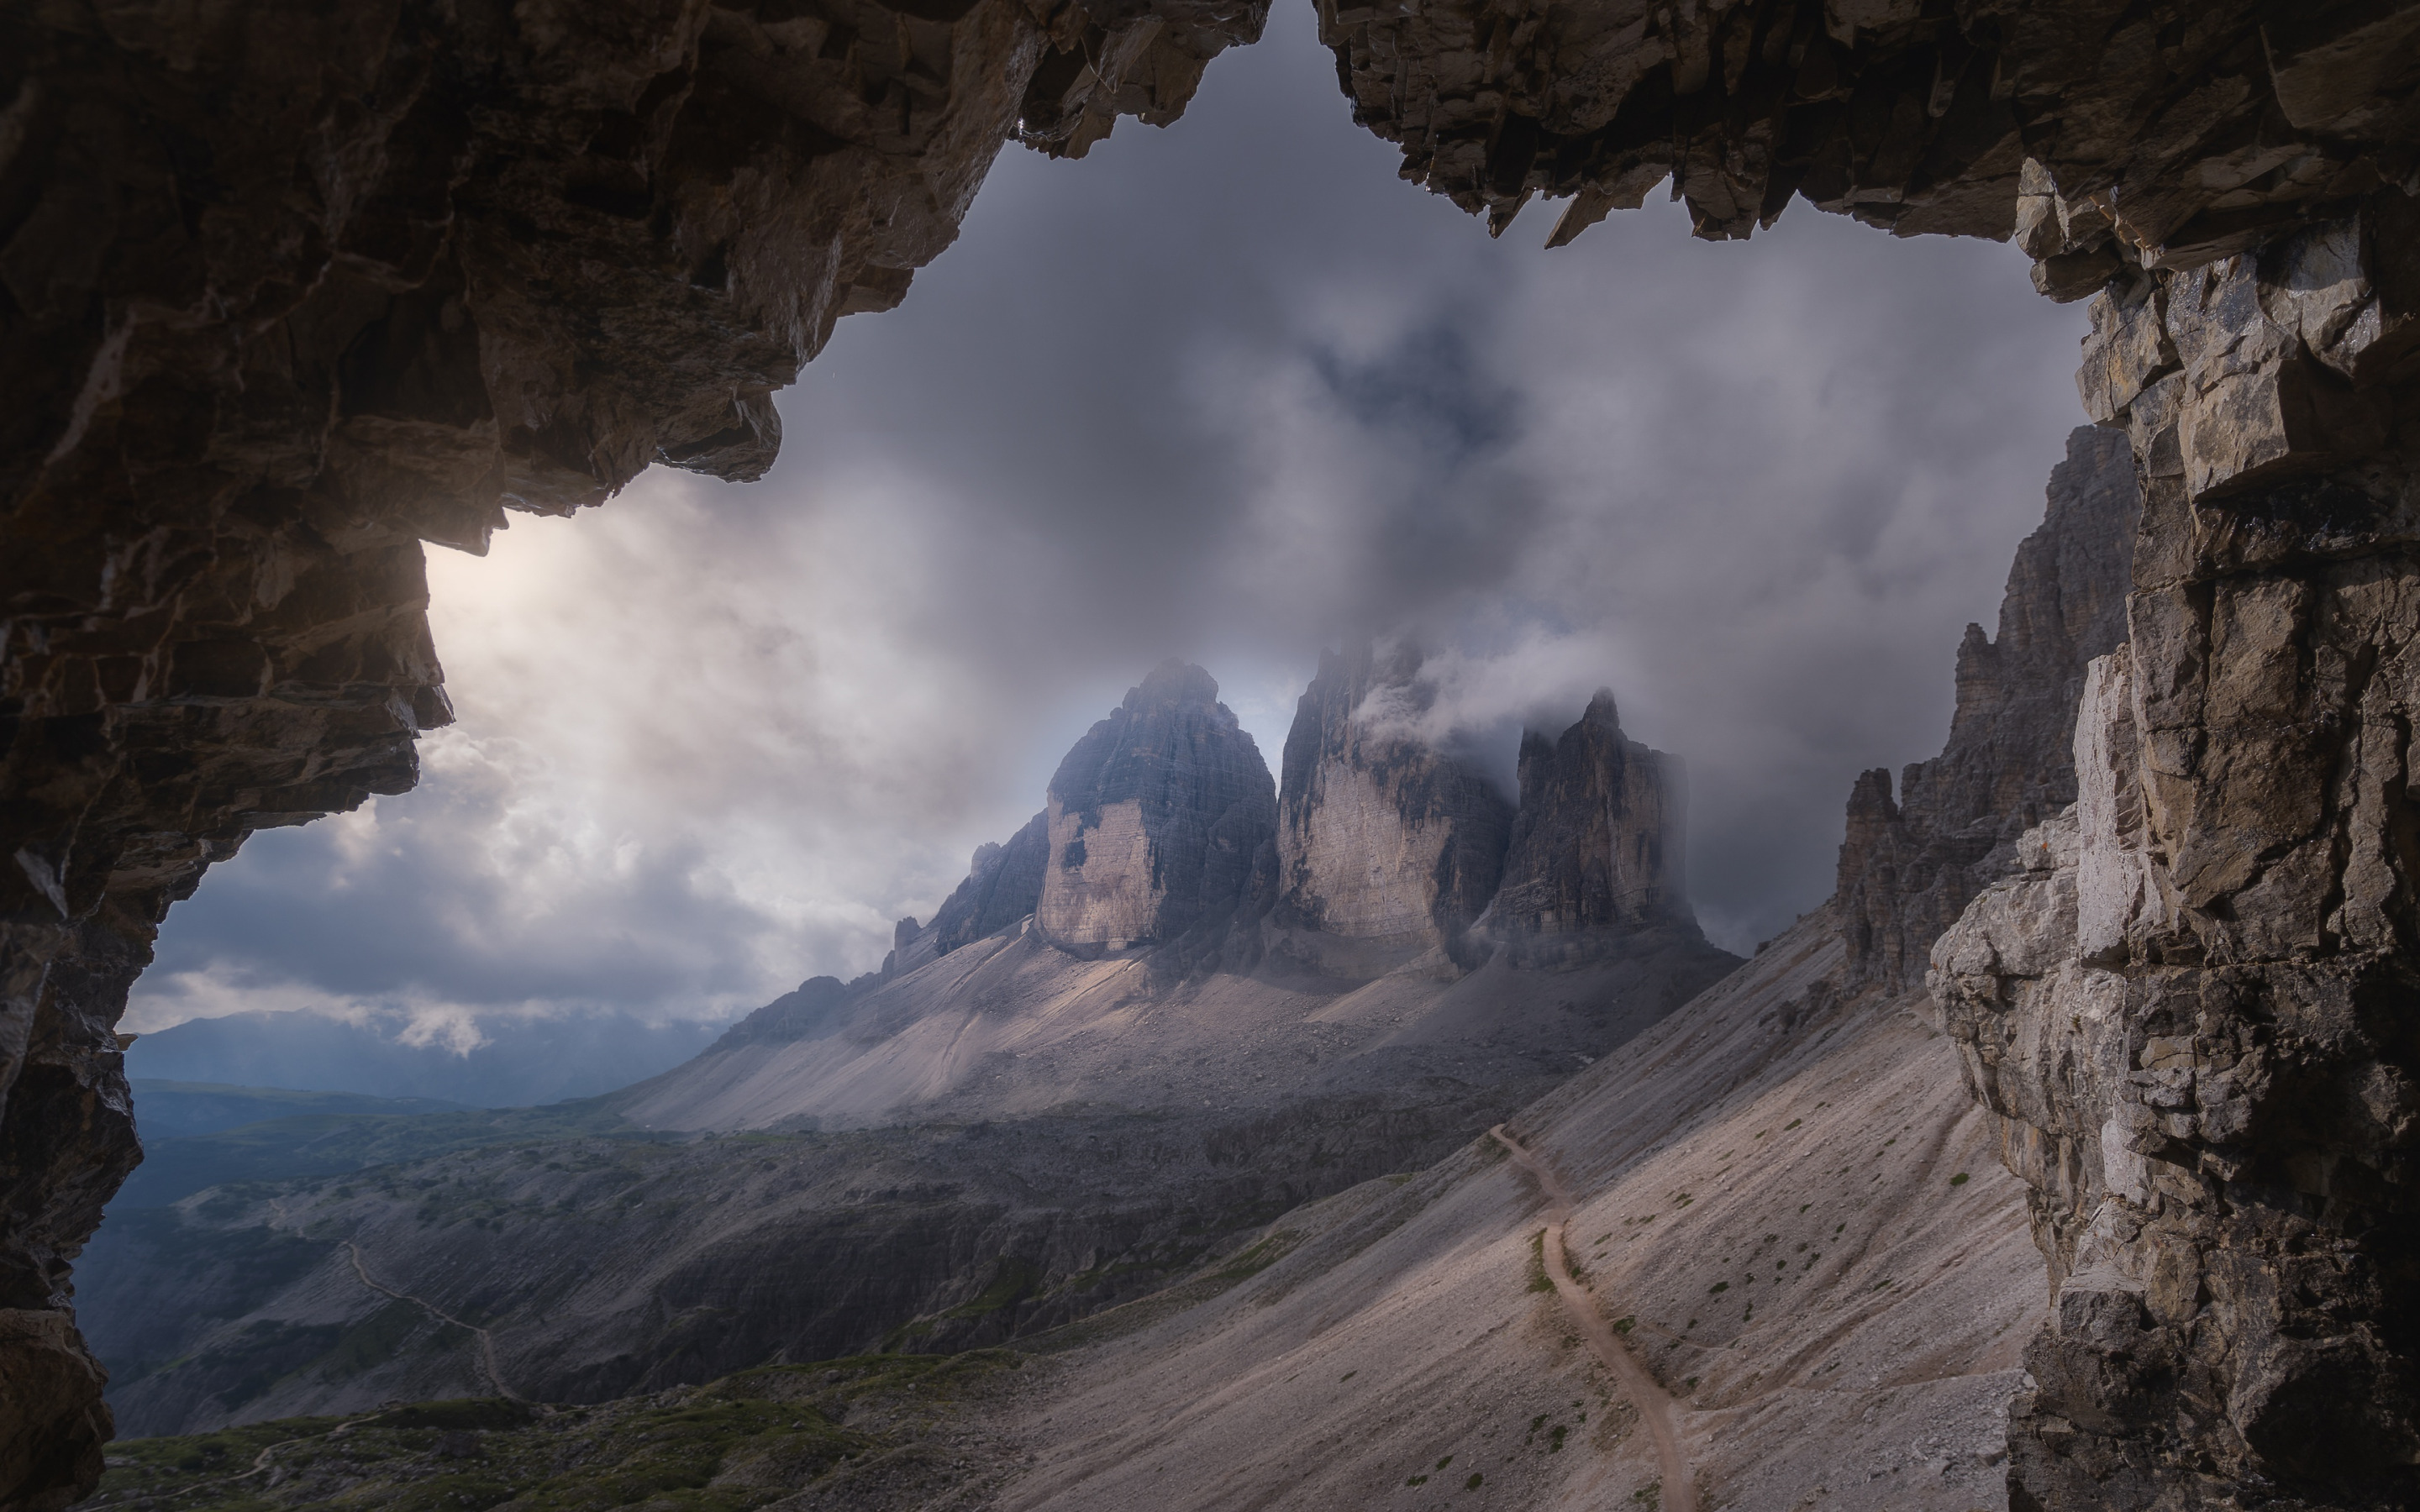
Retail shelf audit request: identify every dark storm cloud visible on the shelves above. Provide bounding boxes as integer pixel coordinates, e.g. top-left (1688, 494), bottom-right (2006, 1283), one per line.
top-left (130, 0), bottom-right (2092, 1036)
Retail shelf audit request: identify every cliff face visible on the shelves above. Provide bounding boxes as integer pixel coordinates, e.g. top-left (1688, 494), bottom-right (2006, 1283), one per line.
top-left (1034, 662), bottom-right (1276, 953)
top-left (1273, 643), bottom-right (1513, 970)
top-left (1835, 424), bottom-right (2140, 996)
top-left (1486, 689), bottom-right (1700, 968)
top-left (1923, 211), bottom-right (2420, 1510)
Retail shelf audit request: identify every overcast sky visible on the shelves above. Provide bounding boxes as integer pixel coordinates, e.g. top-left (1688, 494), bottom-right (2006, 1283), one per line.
top-left (125, 2), bottom-right (2093, 1044)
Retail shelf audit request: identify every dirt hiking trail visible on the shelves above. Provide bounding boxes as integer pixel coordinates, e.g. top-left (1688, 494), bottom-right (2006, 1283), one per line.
top-left (345, 1240), bottom-right (523, 1401)
top-left (1492, 1124), bottom-right (1697, 1512)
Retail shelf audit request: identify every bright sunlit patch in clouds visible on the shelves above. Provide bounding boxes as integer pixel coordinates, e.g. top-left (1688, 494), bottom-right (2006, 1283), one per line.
top-left (129, 465), bottom-right (1055, 1036)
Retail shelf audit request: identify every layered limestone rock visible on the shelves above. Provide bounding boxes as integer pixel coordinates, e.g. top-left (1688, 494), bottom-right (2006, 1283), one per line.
top-left (0, 0), bottom-right (1266, 1499)
top-left (1835, 424), bottom-right (2139, 995)
top-left (1483, 689), bottom-right (1702, 968)
top-left (1034, 662), bottom-right (1276, 953)
top-left (1927, 208), bottom-right (2420, 1509)
top-left (1318, 0), bottom-right (2420, 283)
top-left (1272, 643), bottom-right (1513, 972)
top-left (882, 811), bottom-right (1051, 976)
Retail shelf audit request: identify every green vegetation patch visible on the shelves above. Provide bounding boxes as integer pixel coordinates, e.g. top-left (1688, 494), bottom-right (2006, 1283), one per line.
top-left (1525, 1231), bottom-right (1554, 1294)
top-left (942, 1257), bottom-right (1042, 1320)
top-left (87, 1353), bottom-right (1025, 1511)
top-left (1207, 1229), bottom-right (1300, 1283)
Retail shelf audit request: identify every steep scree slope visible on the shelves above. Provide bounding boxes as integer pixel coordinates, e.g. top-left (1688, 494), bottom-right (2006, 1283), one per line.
top-left (987, 910), bottom-right (2042, 1512)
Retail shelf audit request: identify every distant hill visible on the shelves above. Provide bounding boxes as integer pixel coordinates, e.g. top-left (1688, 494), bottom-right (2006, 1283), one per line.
top-left (131, 1081), bottom-right (471, 1140)
top-left (108, 1100), bottom-right (657, 1211)
top-left (124, 1007), bottom-right (736, 1108)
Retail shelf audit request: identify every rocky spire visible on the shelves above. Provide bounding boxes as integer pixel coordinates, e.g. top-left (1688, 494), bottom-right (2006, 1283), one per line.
top-left (1274, 643), bottom-right (1512, 969)
top-left (1486, 690), bottom-right (1702, 967)
top-left (1833, 424), bottom-right (2140, 994)
top-left (923, 812), bottom-right (1050, 957)
top-left (1034, 661), bottom-right (1276, 952)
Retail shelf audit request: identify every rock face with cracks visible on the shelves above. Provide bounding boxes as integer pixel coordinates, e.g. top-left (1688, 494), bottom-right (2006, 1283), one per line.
top-left (1273, 642), bottom-right (1514, 973)
top-left (1318, 0), bottom-right (2420, 281)
top-left (1482, 688), bottom-right (1704, 969)
top-left (1034, 661), bottom-right (1277, 953)
top-left (0, 0), bottom-right (1265, 1502)
top-left (1926, 213), bottom-right (2420, 1509)
top-left (8, 0), bottom-right (2420, 1504)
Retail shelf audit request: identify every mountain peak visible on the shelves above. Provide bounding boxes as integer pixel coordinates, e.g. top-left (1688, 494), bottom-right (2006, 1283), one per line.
top-left (1038, 664), bottom-right (1275, 951)
top-left (1128, 659), bottom-right (1221, 710)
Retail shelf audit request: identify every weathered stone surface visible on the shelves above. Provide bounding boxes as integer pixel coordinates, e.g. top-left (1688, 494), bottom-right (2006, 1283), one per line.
top-left (1928, 207), bottom-right (2420, 1509)
top-left (1836, 424), bottom-right (2139, 995)
top-left (1271, 643), bottom-right (1512, 973)
top-left (1035, 662), bottom-right (1276, 954)
top-left (0, 1307), bottom-right (108, 1512)
top-left (1482, 688), bottom-right (1703, 968)
top-left (0, 0), bottom-right (1267, 1495)
top-left (713, 975), bottom-right (859, 1048)
top-left (1319, 0), bottom-right (2420, 281)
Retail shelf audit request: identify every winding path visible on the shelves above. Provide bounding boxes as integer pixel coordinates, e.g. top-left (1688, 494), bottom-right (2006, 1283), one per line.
top-left (1491, 1125), bottom-right (1697, 1512)
top-left (344, 1241), bottom-right (523, 1401)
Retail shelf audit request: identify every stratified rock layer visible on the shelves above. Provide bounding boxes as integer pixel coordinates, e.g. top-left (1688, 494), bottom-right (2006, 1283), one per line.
top-left (1486, 689), bottom-right (1702, 968)
top-left (1926, 210), bottom-right (2420, 1510)
top-left (1835, 423), bottom-right (2139, 996)
top-left (1274, 643), bottom-right (1513, 970)
top-left (1035, 662), bottom-right (1276, 953)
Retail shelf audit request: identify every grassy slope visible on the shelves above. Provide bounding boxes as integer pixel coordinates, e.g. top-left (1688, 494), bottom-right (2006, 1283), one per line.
top-left (85, 1352), bottom-right (1027, 1512)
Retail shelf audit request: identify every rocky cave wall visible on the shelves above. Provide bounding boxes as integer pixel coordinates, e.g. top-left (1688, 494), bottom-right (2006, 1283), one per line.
top-left (1928, 203), bottom-right (2420, 1510)
top-left (6, 0), bottom-right (2420, 1508)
